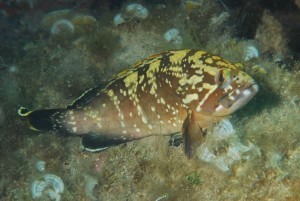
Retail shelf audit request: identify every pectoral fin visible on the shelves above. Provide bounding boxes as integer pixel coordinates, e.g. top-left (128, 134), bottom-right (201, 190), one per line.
top-left (82, 133), bottom-right (134, 152)
top-left (182, 110), bottom-right (205, 159)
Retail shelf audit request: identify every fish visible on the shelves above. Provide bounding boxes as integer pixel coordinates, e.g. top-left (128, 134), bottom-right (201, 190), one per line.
top-left (18, 49), bottom-right (258, 158)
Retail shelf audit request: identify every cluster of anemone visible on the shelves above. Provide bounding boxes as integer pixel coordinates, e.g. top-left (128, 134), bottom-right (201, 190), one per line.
top-left (198, 119), bottom-right (258, 172)
top-left (42, 9), bottom-right (97, 37)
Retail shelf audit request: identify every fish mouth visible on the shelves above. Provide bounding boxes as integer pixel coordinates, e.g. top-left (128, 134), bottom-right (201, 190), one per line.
top-left (219, 82), bottom-right (259, 112)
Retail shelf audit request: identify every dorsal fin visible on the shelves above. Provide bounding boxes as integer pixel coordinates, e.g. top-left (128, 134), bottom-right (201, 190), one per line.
top-left (68, 82), bottom-right (107, 109)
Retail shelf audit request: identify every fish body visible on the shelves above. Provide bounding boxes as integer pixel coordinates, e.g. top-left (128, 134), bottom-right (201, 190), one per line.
top-left (19, 49), bottom-right (258, 157)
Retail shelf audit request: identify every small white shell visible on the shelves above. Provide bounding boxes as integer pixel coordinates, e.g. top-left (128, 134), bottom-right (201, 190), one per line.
top-left (35, 160), bottom-right (46, 172)
top-left (50, 19), bottom-right (75, 35)
top-left (164, 28), bottom-right (183, 45)
top-left (113, 13), bottom-right (125, 26)
top-left (126, 3), bottom-right (149, 19)
top-left (245, 46), bottom-right (259, 61)
top-left (31, 174), bottom-right (64, 200)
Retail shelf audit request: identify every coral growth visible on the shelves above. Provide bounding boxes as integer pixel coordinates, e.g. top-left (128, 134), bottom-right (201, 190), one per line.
top-left (198, 119), bottom-right (259, 172)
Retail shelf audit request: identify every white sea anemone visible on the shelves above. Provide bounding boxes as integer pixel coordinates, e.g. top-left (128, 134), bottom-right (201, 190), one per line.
top-left (126, 3), bottom-right (149, 19)
top-left (50, 19), bottom-right (75, 35)
top-left (164, 28), bottom-right (183, 46)
top-left (245, 46), bottom-right (259, 61)
top-left (31, 174), bottom-right (64, 200)
top-left (113, 13), bottom-right (126, 26)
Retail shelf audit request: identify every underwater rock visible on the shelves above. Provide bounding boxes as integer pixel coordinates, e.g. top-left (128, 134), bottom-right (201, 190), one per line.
top-left (182, 0), bottom-right (202, 13)
top-left (71, 14), bottom-right (97, 34)
top-left (286, 147), bottom-right (300, 178)
top-left (266, 152), bottom-right (283, 169)
top-left (35, 160), bottom-right (46, 172)
top-left (295, 0), bottom-right (300, 9)
top-left (31, 174), bottom-right (64, 200)
top-left (265, 152), bottom-right (288, 179)
top-left (244, 45), bottom-right (259, 61)
top-left (164, 28), bottom-right (183, 46)
top-left (84, 174), bottom-right (98, 201)
top-left (255, 10), bottom-right (289, 56)
top-left (71, 15), bottom-right (97, 27)
top-left (198, 119), bottom-right (256, 172)
top-left (0, 106), bottom-right (4, 126)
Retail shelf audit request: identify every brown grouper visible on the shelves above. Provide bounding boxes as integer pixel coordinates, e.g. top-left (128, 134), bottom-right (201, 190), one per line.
top-left (19, 49), bottom-right (258, 158)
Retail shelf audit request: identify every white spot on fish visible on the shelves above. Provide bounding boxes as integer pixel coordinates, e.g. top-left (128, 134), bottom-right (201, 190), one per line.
top-left (142, 116), bottom-right (148, 124)
top-left (160, 97), bottom-right (166, 105)
top-left (151, 106), bottom-right (156, 112)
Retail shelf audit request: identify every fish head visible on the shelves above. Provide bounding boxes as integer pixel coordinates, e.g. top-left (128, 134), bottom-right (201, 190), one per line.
top-left (198, 66), bottom-right (259, 117)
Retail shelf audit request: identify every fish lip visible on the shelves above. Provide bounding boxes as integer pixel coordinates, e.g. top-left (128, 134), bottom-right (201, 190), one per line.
top-left (220, 82), bottom-right (259, 110)
top-left (231, 83), bottom-right (259, 108)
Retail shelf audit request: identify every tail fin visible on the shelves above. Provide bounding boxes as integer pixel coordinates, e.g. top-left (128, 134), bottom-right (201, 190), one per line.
top-left (18, 107), bottom-right (67, 132)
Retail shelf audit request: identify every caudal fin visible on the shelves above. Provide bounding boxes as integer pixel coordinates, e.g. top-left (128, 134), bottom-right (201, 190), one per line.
top-left (18, 107), bottom-right (68, 132)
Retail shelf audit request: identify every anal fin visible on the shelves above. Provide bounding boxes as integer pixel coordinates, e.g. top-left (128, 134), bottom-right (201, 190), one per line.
top-left (182, 110), bottom-right (206, 159)
top-left (82, 133), bottom-right (133, 152)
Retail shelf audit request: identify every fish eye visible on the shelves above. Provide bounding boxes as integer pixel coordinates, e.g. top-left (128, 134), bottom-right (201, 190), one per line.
top-left (215, 70), bottom-right (224, 86)
top-left (215, 70), bottom-right (231, 89)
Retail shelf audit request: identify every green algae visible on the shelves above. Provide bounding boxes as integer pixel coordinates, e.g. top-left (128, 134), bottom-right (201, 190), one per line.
top-left (186, 172), bottom-right (202, 185)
